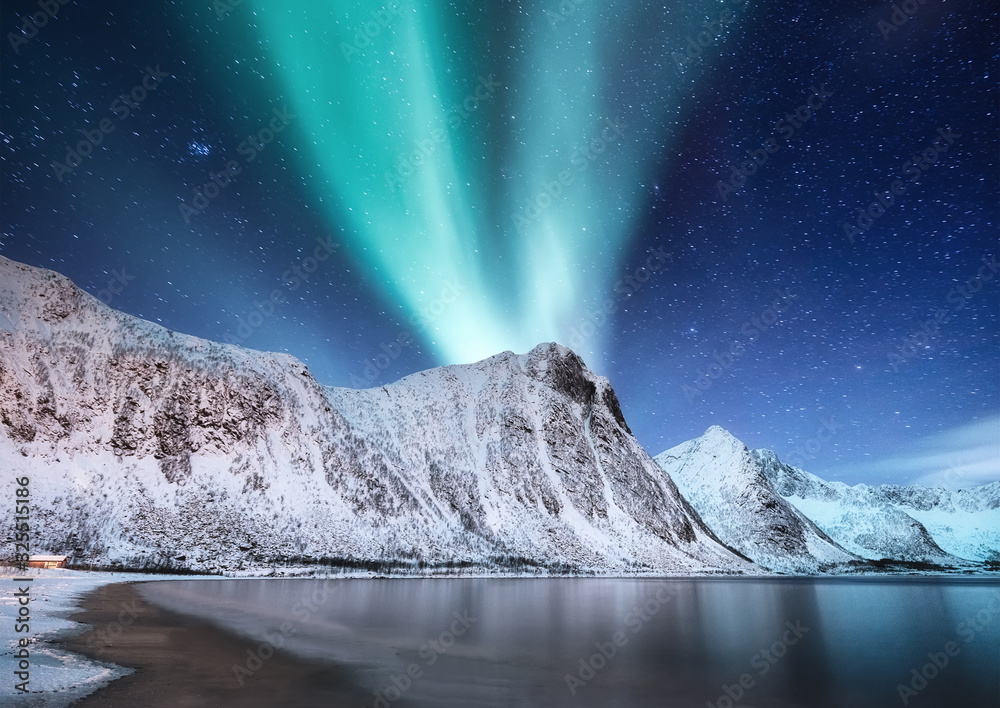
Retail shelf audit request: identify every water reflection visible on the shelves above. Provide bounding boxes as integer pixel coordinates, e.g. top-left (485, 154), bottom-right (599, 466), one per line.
top-left (139, 577), bottom-right (999, 707)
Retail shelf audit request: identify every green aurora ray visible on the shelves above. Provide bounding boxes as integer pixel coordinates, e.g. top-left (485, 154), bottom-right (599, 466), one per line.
top-left (247, 0), bottom-right (741, 367)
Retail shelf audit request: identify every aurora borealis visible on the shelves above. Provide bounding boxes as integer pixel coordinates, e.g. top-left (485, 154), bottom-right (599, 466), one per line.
top-left (2, 1), bottom-right (997, 487)
top-left (238, 0), bottom-right (733, 367)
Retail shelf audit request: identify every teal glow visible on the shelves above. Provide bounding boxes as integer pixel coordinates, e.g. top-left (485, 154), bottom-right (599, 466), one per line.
top-left (249, 0), bottom-right (736, 366)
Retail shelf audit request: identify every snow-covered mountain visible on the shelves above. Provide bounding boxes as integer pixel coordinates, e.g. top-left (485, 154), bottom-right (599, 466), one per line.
top-left (755, 451), bottom-right (1000, 563)
top-left (653, 427), bottom-right (857, 572)
top-left (0, 256), bottom-right (750, 575)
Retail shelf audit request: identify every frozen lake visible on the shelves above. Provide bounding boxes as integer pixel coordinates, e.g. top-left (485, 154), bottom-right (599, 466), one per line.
top-left (138, 577), bottom-right (1000, 707)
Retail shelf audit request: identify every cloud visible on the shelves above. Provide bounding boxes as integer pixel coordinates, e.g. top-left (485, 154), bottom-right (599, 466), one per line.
top-left (858, 415), bottom-right (1000, 490)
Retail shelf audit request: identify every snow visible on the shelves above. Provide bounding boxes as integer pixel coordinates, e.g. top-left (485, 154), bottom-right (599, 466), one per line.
top-left (904, 505), bottom-right (1000, 561)
top-left (0, 569), bottom-right (188, 707)
top-left (754, 449), bottom-right (997, 563)
top-left (654, 431), bottom-right (998, 570)
top-left (654, 427), bottom-right (856, 572)
top-left (0, 256), bottom-right (750, 576)
top-left (2, 254), bottom-right (994, 579)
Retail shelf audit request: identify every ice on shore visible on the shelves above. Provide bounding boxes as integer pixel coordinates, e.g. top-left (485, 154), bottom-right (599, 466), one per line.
top-left (0, 569), bottom-right (185, 707)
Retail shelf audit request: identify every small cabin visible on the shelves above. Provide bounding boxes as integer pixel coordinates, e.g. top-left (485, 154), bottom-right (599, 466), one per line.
top-left (27, 555), bottom-right (68, 569)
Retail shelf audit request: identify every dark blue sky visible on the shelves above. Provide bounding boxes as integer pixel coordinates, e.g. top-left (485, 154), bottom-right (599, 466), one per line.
top-left (2, 1), bottom-right (997, 487)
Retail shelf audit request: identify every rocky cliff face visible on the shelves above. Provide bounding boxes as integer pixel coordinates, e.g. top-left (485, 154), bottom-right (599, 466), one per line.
top-left (0, 256), bottom-right (749, 575)
top-left (654, 427), bottom-right (857, 572)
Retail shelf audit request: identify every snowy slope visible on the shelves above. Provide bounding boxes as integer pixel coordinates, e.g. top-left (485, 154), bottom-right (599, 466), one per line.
top-left (754, 450), bottom-right (998, 563)
top-left (653, 427), bottom-right (856, 572)
top-left (0, 256), bottom-right (750, 575)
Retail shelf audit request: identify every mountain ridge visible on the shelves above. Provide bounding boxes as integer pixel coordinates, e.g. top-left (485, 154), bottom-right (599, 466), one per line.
top-left (2, 255), bottom-right (995, 575)
top-left (654, 426), bottom-right (858, 572)
top-left (0, 255), bottom-right (749, 575)
top-left (754, 450), bottom-right (999, 562)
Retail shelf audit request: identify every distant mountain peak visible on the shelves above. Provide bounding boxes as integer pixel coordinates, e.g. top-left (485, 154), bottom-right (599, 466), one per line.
top-left (655, 427), bottom-right (855, 572)
top-left (699, 425), bottom-right (747, 450)
top-left (753, 448), bottom-right (998, 563)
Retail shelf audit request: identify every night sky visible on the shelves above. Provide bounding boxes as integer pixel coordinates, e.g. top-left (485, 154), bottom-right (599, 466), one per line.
top-left (2, 1), bottom-right (997, 488)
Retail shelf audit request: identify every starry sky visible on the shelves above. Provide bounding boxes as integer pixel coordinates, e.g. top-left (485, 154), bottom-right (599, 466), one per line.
top-left (2, 1), bottom-right (997, 488)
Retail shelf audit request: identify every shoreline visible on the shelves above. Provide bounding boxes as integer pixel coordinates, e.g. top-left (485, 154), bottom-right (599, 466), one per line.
top-left (50, 554), bottom-right (998, 580)
top-left (51, 574), bottom-right (1000, 707)
top-left (60, 581), bottom-right (372, 707)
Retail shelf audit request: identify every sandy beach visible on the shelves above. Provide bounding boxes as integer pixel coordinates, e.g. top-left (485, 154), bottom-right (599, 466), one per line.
top-left (61, 581), bottom-right (372, 708)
